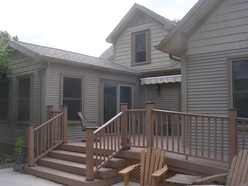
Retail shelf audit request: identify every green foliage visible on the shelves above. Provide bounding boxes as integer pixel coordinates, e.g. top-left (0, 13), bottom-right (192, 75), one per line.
top-left (0, 31), bottom-right (18, 84)
top-left (172, 17), bottom-right (181, 24)
top-left (14, 137), bottom-right (25, 153)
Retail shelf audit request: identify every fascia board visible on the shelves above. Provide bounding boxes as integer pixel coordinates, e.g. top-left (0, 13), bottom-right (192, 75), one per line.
top-left (40, 55), bottom-right (140, 76)
top-left (8, 40), bottom-right (41, 60)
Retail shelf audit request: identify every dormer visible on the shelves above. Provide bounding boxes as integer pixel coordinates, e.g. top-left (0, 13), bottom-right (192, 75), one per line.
top-left (105, 3), bottom-right (177, 73)
top-left (106, 3), bottom-right (175, 44)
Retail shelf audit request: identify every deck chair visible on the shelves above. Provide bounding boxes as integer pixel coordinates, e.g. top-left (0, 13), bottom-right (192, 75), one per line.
top-left (168, 149), bottom-right (248, 186)
top-left (77, 112), bottom-right (100, 131)
top-left (119, 146), bottom-right (168, 186)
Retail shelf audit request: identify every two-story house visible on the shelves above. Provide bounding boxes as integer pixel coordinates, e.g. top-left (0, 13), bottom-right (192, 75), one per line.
top-left (0, 3), bottom-right (181, 147)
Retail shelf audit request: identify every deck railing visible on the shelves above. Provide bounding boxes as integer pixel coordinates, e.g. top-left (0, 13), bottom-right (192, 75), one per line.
top-left (126, 103), bottom-right (245, 164)
top-left (237, 116), bottom-right (248, 151)
top-left (27, 105), bottom-right (68, 166)
top-left (85, 103), bottom-right (246, 180)
top-left (85, 104), bottom-right (128, 181)
top-left (151, 109), bottom-right (230, 162)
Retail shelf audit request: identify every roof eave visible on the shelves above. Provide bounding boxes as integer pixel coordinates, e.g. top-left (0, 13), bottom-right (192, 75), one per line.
top-left (155, 1), bottom-right (205, 51)
top-left (156, 0), bottom-right (225, 55)
top-left (106, 4), bottom-right (138, 44)
top-left (106, 3), bottom-right (175, 44)
top-left (7, 40), bottom-right (41, 60)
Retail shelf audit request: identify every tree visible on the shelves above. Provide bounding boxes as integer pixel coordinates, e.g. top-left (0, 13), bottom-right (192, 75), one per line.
top-left (172, 17), bottom-right (181, 24)
top-left (0, 31), bottom-right (18, 84)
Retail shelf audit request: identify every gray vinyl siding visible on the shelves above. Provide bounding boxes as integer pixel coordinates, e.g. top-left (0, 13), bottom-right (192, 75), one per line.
top-left (0, 51), bottom-right (46, 145)
top-left (186, 52), bottom-right (228, 116)
top-left (185, 48), bottom-right (248, 153)
top-left (48, 63), bottom-right (139, 140)
top-left (186, 0), bottom-right (248, 116)
top-left (185, 51), bottom-right (229, 152)
top-left (186, 48), bottom-right (247, 116)
top-left (113, 15), bottom-right (173, 72)
top-left (184, 0), bottom-right (248, 154)
top-left (140, 83), bottom-right (180, 111)
top-left (187, 0), bottom-right (248, 55)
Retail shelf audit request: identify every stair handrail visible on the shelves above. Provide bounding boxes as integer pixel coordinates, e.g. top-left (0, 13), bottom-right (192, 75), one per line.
top-left (28, 105), bottom-right (68, 167)
top-left (85, 104), bottom-right (128, 181)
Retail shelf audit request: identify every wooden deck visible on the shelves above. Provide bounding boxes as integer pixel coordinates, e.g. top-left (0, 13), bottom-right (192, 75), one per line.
top-left (69, 137), bottom-right (229, 181)
top-left (25, 139), bottom-right (229, 186)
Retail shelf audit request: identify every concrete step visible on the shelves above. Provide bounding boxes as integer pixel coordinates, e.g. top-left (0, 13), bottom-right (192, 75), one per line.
top-left (24, 165), bottom-right (104, 186)
top-left (49, 149), bottom-right (126, 168)
top-left (37, 157), bottom-right (117, 179)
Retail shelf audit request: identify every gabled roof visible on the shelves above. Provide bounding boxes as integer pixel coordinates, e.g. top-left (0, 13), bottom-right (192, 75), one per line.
top-left (155, 0), bottom-right (225, 56)
top-left (99, 45), bottom-right (113, 60)
top-left (106, 3), bottom-right (176, 44)
top-left (8, 41), bottom-right (139, 75)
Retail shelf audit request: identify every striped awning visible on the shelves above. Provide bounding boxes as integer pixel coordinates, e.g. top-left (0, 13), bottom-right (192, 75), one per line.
top-left (140, 75), bottom-right (181, 85)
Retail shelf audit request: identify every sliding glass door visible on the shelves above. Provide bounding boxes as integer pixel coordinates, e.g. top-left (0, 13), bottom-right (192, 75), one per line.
top-left (103, 83), bottom-right (133, 123)
top-left (120, 86), bottom-right (132, 109)
top-left (104, 84), bottom-right (117, 123)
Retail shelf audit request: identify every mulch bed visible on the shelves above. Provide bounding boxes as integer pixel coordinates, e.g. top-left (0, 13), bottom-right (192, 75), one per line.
top-left (0, 151), bottom-right (15, 169)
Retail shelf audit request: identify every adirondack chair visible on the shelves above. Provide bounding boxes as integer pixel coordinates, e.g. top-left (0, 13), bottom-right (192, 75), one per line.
top-left (77, 112), bottom-right (100, 131)
top-left (119, 146), bottom-right (168, 186)
top-left (193, 149), bottom-right (248, 186)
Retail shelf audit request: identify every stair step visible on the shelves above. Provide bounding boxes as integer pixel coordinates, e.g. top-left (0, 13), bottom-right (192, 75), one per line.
top-left (59, 142), bottom-right (86, 153)
top-left (49, 150), bottom-right (126, 168)
top-left (59, 143), bottom-right (115, 155)
top-left (24, 165), bottom-right (104, 186)
top-left (38, 157), bottom-right (117, 179)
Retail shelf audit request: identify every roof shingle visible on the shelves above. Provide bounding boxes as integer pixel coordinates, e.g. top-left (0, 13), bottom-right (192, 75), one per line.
top-left (18, 42), bottom-right (138, 74)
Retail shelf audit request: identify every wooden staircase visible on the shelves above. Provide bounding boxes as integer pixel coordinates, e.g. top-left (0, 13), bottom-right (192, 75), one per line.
top-left (24, 142), bottom-right (126, 186)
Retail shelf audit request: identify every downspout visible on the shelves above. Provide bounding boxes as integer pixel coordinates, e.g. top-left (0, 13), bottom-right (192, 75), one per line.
top-left (38, 62), bottom-right (50, 126)
top-left (169, 54), bottom-right (181, 62)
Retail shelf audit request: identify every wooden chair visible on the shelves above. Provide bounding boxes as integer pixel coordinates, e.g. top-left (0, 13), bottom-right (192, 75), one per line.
top-left (119, 146), bottom-right (168, 186)
top-left (77, 112), bottom-right (100, 131)
top-left (193, 149), bottom-right (248, 186)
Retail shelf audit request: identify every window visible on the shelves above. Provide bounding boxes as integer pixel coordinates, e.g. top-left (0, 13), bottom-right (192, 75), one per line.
top-left (135, 33), bottom-right (146, 62)
top-left (63, 76), bottom-right (82, 121)
top-left (0, 82), bottom-right (9, 120)
top-left (18, 77), bottom-right (31, 121)
top-left (232, 59), bottom-right (248, 118)
top-left (131, 30), bottom-right (151, 65)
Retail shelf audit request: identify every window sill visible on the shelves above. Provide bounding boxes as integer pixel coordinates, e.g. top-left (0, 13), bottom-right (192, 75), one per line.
top-left (131, 61), bottom-right (151, 66)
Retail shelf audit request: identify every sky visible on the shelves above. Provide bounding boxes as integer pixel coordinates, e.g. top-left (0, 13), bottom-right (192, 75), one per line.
top-left (1, 0), bottom-right (198, 57)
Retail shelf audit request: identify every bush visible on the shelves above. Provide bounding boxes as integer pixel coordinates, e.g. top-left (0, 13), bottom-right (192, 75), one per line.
top-left (14, 137), bottom-right (25, 153)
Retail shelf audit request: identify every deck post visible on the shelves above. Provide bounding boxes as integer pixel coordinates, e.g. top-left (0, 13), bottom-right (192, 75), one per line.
top-left (121, 103), bottom-right (128, 150)
top-left (28, 124), bottom-right (34, 167)
top-left (86, 128), bottom-right (95, 181)
top-left (47, 106), bottom-right (53, 120)
top-left (47, 106), bottom-right (53, 145)
top-left (228, 109), bottom-right (238, 164)
top-left (146, 102), bottom-right (154, 147)
top-left (62, 105), bottom-right (68, 143)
